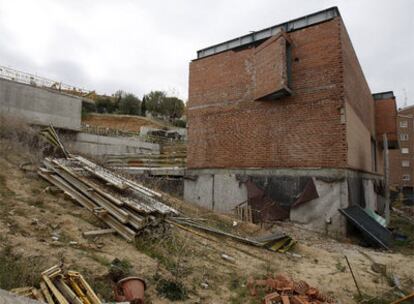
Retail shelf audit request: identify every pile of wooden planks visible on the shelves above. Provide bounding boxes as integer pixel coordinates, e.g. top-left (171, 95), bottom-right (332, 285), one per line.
top-left (11, 264), bottom-right (101, 304)
top-left (38, 154), bottom-right (179, 242)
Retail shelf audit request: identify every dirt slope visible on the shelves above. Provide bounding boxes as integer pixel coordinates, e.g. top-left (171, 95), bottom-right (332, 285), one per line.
top-left (0, 140), bottom-right (413, 303)
top-left (82, 113), bottom-right (169, 132)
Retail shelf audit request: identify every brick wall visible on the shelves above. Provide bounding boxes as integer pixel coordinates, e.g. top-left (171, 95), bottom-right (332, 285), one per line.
top-left (254, 32), bottom-right (290, 100)
top-left (390, 108), bottom-right (414, 188)
top-left (188, 17), bottom-right (377, 172)
top-left (375, 98), bottom-right (398, 142)
top-left (340, 21), bottom-right (378, 173)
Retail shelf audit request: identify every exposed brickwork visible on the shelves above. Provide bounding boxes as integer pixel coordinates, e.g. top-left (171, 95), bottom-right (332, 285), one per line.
top-left (375, 98), bottom-right (398, 142)
top-left (187, 16), bottom-right (387, 173)
top-left (188, 19), bottom-right (347, 169)
top-left (340, 21), bottom-right (379, 173)
top-left (254, 32), bottom-right (289, 100)
top-left (340, 22), bottom-right (375, 135)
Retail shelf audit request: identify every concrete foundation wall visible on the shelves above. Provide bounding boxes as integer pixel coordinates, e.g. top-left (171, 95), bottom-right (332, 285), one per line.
top-left (290, 178), bottom-right (348, 235)
top-left (0, 78), bottom-right (82, 130)
top-left (184, 168), bottom-right (384, 236)
top-left (184, 174), bottom-right (248, 213)
top-left (68, 132), bottom-right (160, 156)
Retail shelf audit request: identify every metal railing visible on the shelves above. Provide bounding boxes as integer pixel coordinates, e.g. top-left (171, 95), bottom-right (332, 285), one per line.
top-left (0, 65), bottom-right (90, 94)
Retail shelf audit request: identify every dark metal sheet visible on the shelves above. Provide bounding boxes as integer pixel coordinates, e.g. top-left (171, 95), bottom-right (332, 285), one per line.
top-left (291, 178), bottom-right (319, 208)
top-left (339, 205), bottom-right (391, 250)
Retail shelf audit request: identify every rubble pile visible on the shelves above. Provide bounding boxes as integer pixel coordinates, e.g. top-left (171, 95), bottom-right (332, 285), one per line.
top-left (247, 274), bottom-right (336, 304)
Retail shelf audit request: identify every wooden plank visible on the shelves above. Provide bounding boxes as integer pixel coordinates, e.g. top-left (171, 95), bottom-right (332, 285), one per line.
top-left (68, 272), bottom-right (102, 304)
top-left (38, 171), bottom-right (136, 242)
top-left (31, 288), bottom-right (46, 303)
top-left (39, 281), bottom-right (55, 304)
top-left (54, 278), bottom-right (83, 304)
top-left (52, 160), bottom-right (125, 207)
top-left (49, 166), bottom-right (130, 224)
top-left (74, 155), bottom-right (128, 190)
top-left (41, 275), bottom-right (70, 304)
top-left (82, 228), bottom-right (116, 237)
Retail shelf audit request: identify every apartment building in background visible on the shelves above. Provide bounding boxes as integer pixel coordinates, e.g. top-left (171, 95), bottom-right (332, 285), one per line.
top-left (390, 104), bottom-right (414, 192)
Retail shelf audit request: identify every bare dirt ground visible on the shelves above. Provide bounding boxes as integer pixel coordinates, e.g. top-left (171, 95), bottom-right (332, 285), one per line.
top-left (82, 113), bottom-right (169, 132)
top-left (0, 138), bottom-right (413, 303)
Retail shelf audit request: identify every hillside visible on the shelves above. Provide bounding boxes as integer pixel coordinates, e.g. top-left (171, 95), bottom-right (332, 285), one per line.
top-left (82, 113), bottom-right (170, 133)
top-left (0, 136), bottom-right (413, 303)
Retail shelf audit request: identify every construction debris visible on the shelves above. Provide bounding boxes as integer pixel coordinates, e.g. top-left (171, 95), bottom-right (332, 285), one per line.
top-left (11, 264), bottom-right (102, 304)
top-left (38, 155), bottom-right (178, 242)
top-left (339, 205), bottom-right (392, 249)
top-left (247, 274), bottom-right (336, 304)
top-left (390, 291), bottom-right (414, 304)
top-left (82, 228), bottom-right (116, 237)
top-left (113, 276), bottom-right (146, 303)
top-left (169, 217), bottom-right (295, 252)
top-left (344, 256), bottom-right (361, 297)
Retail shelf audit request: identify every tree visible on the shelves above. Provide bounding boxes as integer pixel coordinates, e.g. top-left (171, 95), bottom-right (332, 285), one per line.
top-left (118, 93), bottom-right (141, 115)
top-left (144, 91), bottom-right (167, 115)
top-left (141, 95), bottom-right (147, 117)
top-left (143, 91), bottom-right (184, 119)
top-left (112, 90), bottom-right (127, 111)
top-left (162, 97), bottom-right (185, 119)
top-left (95, 96), bottom-right (116, 113)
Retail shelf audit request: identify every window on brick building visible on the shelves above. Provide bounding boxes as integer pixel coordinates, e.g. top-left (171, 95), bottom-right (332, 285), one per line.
top-left (402, 160), bottom-right (410, 167)
top-left (402, 148), bottom-right (409, 154)
top-left (400, 121), bottom-right (408, 128)
top-left (400, 133), bottom-right (409, 141)
top-left (402, 174), bottom-right (411, 181)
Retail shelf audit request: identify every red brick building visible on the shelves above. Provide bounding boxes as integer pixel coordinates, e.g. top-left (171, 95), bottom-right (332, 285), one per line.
top-left (184, 7), bottom-right (398, 235)
top-left (390, 104), bottom-right (414, 191)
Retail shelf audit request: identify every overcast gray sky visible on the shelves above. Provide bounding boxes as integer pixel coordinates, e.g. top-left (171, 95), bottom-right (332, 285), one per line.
top-left (0, 0), bottom-right (413, 106)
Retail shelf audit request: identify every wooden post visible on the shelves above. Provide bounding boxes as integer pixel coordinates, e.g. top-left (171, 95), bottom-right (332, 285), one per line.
top-left (345, 256), bottom-right (361, 297)
top-left (383, 133), bottom-right (390, 226)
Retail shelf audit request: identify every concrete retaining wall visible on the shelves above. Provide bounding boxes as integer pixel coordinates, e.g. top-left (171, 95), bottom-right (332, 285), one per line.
top-left (0, 78), bottom-right (82, 130)
top-left (68, 132), bottom-right (160, 156)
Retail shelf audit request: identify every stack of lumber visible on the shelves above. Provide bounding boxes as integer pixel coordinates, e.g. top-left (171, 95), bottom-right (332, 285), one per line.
top-left (38, 154), bottom-right (179, 242)
top-left (11, 264), bottom-right (101, 304)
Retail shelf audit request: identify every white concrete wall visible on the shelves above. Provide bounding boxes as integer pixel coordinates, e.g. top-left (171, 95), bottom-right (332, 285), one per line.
top-left (184, 174), bottom-right (247, 212)
top-left (213, 174), bottom-right (247, 212)
top-left (68, 133), bottom-right (160, 156)
top-left (184, 175), bottom-right (214, 209)
top-left (290, 178), bottom-right (348, 236)
top-left (0, 78), bottom-right (82, 131)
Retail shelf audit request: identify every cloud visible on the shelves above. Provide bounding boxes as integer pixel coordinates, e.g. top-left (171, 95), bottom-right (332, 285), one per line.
top-left (0, 0), bottom-right (412, 105)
